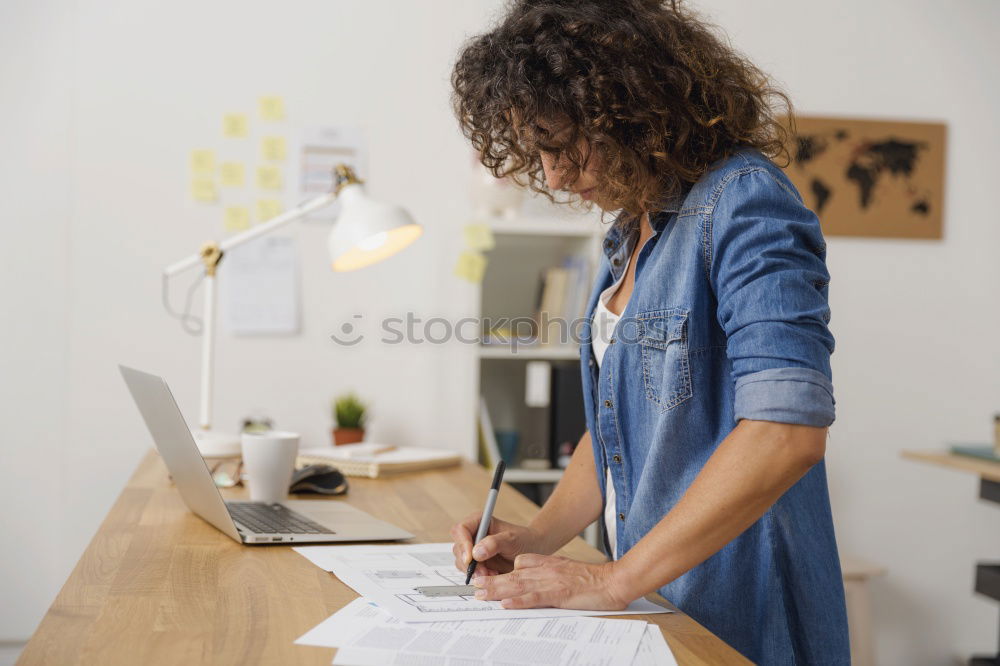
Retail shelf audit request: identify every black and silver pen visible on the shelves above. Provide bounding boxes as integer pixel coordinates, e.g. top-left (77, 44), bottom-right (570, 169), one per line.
top-left (465, 460), bottom-right (506, 585)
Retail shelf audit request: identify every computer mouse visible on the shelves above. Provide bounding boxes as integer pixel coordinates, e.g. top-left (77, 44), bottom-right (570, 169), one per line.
top-left (290, 464), bottom-right (349, 495)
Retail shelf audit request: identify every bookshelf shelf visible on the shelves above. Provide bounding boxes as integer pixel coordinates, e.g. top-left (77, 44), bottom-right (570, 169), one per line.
top-left (478, 345), bottom-right (580, 361)
top-left (504, 468), bottom-right (565, 483)
top-left (486, 214), bottom-right (601, 237)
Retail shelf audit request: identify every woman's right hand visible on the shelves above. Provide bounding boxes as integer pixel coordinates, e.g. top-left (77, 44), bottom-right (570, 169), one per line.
top-left (450, 514), bottom-right (543, 577)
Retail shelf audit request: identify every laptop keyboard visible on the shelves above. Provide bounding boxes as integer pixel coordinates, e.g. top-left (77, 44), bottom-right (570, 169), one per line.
top-left (227, 502), bottom-right (331, 535)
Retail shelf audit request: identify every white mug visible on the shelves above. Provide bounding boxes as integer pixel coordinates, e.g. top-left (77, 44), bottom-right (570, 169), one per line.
top-left (241, 431), bottom-right (299, 503)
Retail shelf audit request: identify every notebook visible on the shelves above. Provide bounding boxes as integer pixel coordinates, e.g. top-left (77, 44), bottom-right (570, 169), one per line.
top-left (297, 444), bottom-right (462, 478)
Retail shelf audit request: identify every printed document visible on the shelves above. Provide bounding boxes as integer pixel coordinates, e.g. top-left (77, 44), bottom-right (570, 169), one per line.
top-left (296, 598), bottom-right (648, 666)
top-left (294, 543), bottom-right (671, 622)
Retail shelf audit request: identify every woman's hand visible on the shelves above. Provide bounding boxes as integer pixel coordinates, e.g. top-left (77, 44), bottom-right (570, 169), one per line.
top-left (450, 514), bottom-right (543, 577)
top-left (472, 554), bottom-right (632, 611)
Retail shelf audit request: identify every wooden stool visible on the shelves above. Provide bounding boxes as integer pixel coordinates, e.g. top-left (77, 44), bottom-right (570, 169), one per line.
top-left (841, 554), bottom-right (887, 666)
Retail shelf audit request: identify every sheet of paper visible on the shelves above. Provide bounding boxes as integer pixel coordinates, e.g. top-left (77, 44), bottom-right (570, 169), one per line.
top-left (299, 126), bottom-right (366, 221)
top-left (256, 198), bottom-right (283, 222)
top-left (259, 96), bottom-right (285, 121)
top-left (293, 543), bottom-right (671, 623)
top-left (631, 624), bottom-right (678, 666)
top-left (463, 223), bottom-right (496, 251)
top-left (190, 149), bottom-right (216, 174)
top-left (222, 112), bottom-right (249, 138)
top-left (191, 177), bottom-right (218, 203)
top-left (220, 161), bottom-right (245, 187)
top-left (257, 165), bottom-right (283, 190)
top-left (221, 235), bottom-right (300, 335)
top-left (223, 206), bottom-right (250, 231)
top-left (296, 598), bottom-right (647, 666)
top-left (454, 249), bottom-right (487, 283)
top-left (261, 136), bottom-right (287, 162)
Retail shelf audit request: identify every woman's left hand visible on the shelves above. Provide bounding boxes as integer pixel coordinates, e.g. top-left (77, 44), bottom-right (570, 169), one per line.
top-left (472, 553), bottom-right (631, 610)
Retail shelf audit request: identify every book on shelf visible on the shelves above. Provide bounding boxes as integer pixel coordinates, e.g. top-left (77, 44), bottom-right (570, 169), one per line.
top-left (297, 444), bottom-right (461, 478)
top-left (534, 254), bottom-right (590, 346)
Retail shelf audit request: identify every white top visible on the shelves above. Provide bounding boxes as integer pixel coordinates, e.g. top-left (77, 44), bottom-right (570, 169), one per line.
top-left (592, 261), bottom-right (629, 560)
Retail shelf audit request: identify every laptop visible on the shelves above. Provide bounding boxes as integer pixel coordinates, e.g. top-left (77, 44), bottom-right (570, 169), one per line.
top-left (120, 365), bottom-right (414, 544)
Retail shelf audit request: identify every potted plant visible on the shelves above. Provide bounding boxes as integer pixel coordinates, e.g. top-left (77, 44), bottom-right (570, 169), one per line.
top-left (332, 393), bottom-right (367, 445)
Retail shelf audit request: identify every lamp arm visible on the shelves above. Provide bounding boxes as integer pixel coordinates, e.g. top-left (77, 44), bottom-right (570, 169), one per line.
top-left (163, 192), bottom-right (338, 277)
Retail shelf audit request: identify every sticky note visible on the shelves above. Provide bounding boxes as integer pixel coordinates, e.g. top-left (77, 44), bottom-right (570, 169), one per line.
top-left (190, 149), bottom-right (215, 175)
top-left (256, 166), bottom-right (283, 190)
top-left (219, 162), bottom-right (245, 187)
top-left (261, 136), bottom-right (287, 162)
top-left (222, 113), bottom-right (249, 138)
top-left (259, 96), bottom-right (285, 121)
top-left (224, 206), bottom-right (251, 231)
top-left (191, 177), bottom-right (218, 203)
top-left (463, 223), bottom-right (495, 251)
top-left (256, 199), bottom-right (283, 221)
top-left (454, 250), bottom-right (487, 283)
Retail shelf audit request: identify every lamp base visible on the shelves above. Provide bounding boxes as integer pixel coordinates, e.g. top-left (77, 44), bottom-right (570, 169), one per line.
top-left (192, 429), bottom-right (242, 459)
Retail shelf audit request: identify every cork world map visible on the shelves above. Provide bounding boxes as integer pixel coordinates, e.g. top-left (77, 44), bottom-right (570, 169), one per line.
top-left (782, 117), bottom-right (946, 239)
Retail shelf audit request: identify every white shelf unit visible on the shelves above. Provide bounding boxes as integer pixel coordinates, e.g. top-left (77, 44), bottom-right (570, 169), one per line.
top-left (477, 345), bottom-right (581, 361)
top-left (474, 211), bottom-right (603, 549)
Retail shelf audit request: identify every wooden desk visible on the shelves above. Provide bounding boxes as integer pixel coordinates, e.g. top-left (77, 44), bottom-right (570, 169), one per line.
top-left (903, 449), bottom-right (1000, 666)
top-left (19, 451), bottom-right (748, 665)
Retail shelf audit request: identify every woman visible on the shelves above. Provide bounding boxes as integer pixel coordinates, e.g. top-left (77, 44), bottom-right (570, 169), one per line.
top-left (449, 1), bottom-right (849, 664)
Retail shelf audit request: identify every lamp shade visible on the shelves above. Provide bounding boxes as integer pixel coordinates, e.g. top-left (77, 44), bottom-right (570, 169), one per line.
top-left (327, 183), bottom-right (423, 272)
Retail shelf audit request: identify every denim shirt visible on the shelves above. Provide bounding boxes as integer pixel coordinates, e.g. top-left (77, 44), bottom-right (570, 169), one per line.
top-left (580, 148), bottom-right (849, 665)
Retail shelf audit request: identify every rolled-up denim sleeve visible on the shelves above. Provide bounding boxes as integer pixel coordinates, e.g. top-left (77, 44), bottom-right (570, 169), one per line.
top-left (709, 167), bottom-right (836, 427)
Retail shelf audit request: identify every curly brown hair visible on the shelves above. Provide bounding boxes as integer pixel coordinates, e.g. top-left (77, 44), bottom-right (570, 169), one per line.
top-left (451, 0), bottom-right (793, 225)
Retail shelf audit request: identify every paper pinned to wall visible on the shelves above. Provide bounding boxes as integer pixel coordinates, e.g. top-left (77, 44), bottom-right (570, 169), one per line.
top-left (223, 206), bottom-right (250, 231)
top-left (261, 136), bottom-right (287, 162)
top-left (190, 149), bottom-right (216, 174)
top-left (222, 236), bottom-right (300, 335)
top-left (222, 113), bottom-right (249, 138)
top-left (454, 250), bottom-right (487, 283)
top-left (219, 161), bottom-right (245, 187)
top-left (463, 223), bottom-right (495, 251)
top-left (257, 165), bottom-right (283, 190)
top-left (191, 177), bottom-right (218, 203)
top-left (256, 199), bottom-right (284, 222)
top-left (299, 126), bottom-right (366, 221)
top-left (258, 96), bottom-right (285, 121)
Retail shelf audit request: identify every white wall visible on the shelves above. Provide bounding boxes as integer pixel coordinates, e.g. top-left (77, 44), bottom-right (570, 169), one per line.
top-left (0, 0), bottom-right (74, 641)
top-left (2, 1), bottom-right (998, 664)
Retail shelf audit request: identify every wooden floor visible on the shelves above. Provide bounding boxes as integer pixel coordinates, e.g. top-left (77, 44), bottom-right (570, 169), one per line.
top-left (18, 450), bottom-right (749, 665)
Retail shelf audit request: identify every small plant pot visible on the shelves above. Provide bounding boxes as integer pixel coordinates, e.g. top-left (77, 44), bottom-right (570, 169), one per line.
top-left (333, 427), bottom-right (365, 446)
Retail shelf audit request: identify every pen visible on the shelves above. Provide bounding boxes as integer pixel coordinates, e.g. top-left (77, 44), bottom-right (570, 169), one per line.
top-left (465, 459), bottom-right (506, 585)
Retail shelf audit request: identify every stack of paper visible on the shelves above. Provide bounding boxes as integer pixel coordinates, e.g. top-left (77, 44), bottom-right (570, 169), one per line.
top-left (297, 445), bottom-right (461, 478)
top-left (293, 543), bottom-right (679, 665)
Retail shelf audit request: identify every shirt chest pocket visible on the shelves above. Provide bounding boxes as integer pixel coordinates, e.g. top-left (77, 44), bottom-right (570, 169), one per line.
top-left (638, 309), bottom-right (693, 412)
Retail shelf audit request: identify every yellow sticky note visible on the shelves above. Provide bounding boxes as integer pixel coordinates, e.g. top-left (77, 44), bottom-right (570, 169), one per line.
top-left (224, 206), bottom-right (250, 231)
top-left (261, 136), bottom-right (287, 162)
top-left (454, 250), bottom-right (487, 283)
top-left (256, 199), bottom-right (283, 221)
top-left (190, 149), bottom-right (215, 175)
top-left (219, 162), bottom-right (245, 187)
top-left (259, 96), bottom-right (285, 121)
top-left (463, 223), bottom-right (495, 251)
top-left (222, 113), bottom-right (249, 138)
top-left (190, 177), bottom-right (218, 203)
top-left (256, 166), bottom-right (283, 190)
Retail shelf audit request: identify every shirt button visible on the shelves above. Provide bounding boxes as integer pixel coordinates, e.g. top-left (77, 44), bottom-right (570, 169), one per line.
top-left (612, 454), bottom-right (622, 464)
top-left (604, 399), bottom-right (612, 408)
top-left (612, 257), bottom-right (622, 266)
top-left (588, 358), bottom-right (594, 367)
top-left (609, 338), bottom-right (615, 344)
top-left (618, 512), bottom-right (625, 521)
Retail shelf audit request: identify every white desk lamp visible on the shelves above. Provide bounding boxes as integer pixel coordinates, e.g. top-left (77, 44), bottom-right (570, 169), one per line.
top-left (163, 164), bottom-right (422, 457)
